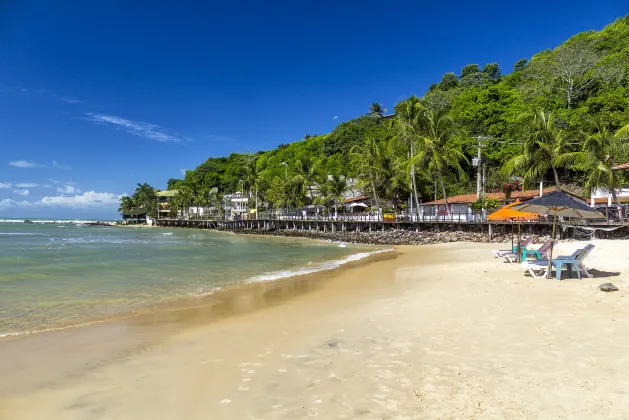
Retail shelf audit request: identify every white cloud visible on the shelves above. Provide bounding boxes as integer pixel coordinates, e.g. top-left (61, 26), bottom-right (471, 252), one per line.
top-left (48, 179), bottom-right (60, 184)
top-left (180, 169), bottom-right (187, 176)
top-left (13, 189), bottom-right (30, 196)
top-left (8, 161), bottom-right (69, 170)
top-left (0, 183), bottom-right (12, 188)
top-left (40, 191), bottom-right (123, 208)
top-left (15, 183), bottom-right (39, 188)
top-left (0, 198), bottom-right (32, 209)
top-left (0, 191), bottom-right (124, 209)
top-left (9, 160), bottom-right (39, 168)
top-left (333, 116), bottom-right (338, 120)
top-left (52, 161), bottom-right (71, 170)
top-left (56, 185), bottom-right (80, 194)
top-left (84, 113), bottom-right (183, 143)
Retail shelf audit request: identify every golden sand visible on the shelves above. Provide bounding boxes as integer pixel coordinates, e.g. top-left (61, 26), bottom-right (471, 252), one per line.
top-left (2, 240), bottom-right (629, 419)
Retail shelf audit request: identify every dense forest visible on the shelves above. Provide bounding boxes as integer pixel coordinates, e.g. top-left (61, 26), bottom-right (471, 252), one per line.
top-left (120, 15), bottom-right (629, 218)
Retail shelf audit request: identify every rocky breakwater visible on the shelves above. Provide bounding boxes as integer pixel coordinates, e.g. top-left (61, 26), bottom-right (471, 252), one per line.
top-left (219, 227), bottom-right (552, 246)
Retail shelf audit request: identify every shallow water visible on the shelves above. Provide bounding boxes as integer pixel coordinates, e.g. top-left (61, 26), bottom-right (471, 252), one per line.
top-left (0, 223), bottom-right (374, 337)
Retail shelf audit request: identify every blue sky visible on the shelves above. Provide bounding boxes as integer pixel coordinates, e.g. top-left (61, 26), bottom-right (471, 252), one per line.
top-left (0, 0), bottom-right (627, 219)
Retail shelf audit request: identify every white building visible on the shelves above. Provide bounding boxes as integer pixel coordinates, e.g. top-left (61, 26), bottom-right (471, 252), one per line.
top-left (223, 192), bottom-right (250, 220)
top-left (589, 188), bottom-right (629, 207)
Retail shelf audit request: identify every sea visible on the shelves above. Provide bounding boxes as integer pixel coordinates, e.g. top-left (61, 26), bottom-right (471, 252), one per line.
top-left (0, 218), bottom-right (384, 338)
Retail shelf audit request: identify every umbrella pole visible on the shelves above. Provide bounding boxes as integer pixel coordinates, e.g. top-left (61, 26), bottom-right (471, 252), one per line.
top-left (517, 223), bottom-right (522, 263)
top-left (547, 208), bottom-right (557, 279)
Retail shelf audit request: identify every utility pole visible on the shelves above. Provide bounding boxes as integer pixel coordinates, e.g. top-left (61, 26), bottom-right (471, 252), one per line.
top-left (473, 136), bottom-right (488, 200)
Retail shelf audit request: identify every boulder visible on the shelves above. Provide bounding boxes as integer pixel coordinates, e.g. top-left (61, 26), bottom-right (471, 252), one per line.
top-left (600, 283), bottom-right (619, 292)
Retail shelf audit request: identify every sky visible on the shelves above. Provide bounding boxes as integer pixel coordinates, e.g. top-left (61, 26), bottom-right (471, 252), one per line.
top-left (0, 0), bottom-right (627, 219)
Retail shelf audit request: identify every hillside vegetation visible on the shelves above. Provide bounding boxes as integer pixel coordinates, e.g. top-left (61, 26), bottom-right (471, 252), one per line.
top-left (122, 15), bottom-right (629, 217)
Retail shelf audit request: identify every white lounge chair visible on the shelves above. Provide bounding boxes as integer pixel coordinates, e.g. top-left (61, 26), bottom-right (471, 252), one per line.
top-left (492, 237), bottom-right (533, 258)
top-left (522, 244), bottom-right (595, 280)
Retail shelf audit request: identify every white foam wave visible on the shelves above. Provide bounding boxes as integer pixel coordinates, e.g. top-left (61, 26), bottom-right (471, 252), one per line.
top-left (247, 248), bottom-right (392, 283)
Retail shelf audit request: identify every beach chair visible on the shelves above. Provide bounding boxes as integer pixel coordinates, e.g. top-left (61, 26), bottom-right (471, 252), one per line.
top-left (492, 237), bottom-right (533, 258)
top-left (523, 244), bottom-right (595, 280)
top-left (502, 239), bottom-right (557, 263)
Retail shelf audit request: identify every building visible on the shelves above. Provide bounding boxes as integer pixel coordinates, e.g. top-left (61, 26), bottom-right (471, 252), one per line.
top-left (156, 190), bottom-right (178, 219)
top-left (419, 187), bottom-right (560, 222)
top-left (122, 209), bottom-right (147, 224)
top-left (223, 192), bottom-right (250, 220)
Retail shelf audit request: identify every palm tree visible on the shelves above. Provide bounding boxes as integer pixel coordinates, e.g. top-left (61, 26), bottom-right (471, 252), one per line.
top-left (242, 154), bottom-right (258, 194)
top-left (503, 109), bottom-right (571, 189)
top-left (133, 183), bottom-right (157, 217)
top-left (408, 109), bottom-right (468, 212)
top-left (368, 102), bottom-right (386, 119)
top-left (293, 156), bottom-right (322, 202)
top-left (172, 186), bottom-right (193, 219)
top-left (326, 174), bottom-right (348, 217)
top-left (350, 134), bottom-right (383, 207)
top-left (118, 196), bottom-right (135, 215)
top-left (557, 120), bottom-right (629, 205)
top-left (390, 96), bottom-right (424, 214)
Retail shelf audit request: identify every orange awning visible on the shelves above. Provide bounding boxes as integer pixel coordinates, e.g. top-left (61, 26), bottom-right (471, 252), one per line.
top-left (487, 201), bottom-right (539, 221)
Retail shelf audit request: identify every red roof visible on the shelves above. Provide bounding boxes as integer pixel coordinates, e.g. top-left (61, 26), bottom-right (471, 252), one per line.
top-left (592, 196), bottom-right (629, 204)
top-left (421, 187), bottom-right (559, 206)
top-left (344, 195), bottom-right (371, 204)
top-left (612, 162), bottom-right (629, 170)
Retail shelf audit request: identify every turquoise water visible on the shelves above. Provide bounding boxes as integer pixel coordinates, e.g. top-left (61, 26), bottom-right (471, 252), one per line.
top-left (0, 222), bottom-right (377, 337)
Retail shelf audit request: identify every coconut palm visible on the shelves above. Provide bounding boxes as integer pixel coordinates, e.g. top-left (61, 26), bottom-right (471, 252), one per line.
top-left (326, 174), bottom-right (348, 217)
top-left (502, 109), bottom-right (572, 188)
top-left (557, 120), bottom-right (629, 204)
top-left (408, 108), bottom-right (468, 212)
top-left (350, 134), bottom-right (384, 207)
top-left (118, 196), bottom-right (135, 215)
top-left (292, 156), bottom-right (322, 201)
top-left (368, 102), bottom-right (386, 119)
top-left (242, 154), bottom-right (258, 194)
top-left (390, 96), bottom-right (425, 214)
top-left (133, 183), bottom-right (157, 217)
top-left (172, 186), bottom-right (193, 219)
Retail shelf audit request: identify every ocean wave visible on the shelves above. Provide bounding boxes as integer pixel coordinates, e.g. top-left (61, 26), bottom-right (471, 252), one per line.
top-left (247, 248), bottom-right (392, 283)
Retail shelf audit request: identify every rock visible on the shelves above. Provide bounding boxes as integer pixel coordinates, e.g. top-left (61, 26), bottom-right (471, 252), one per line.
top-left (600, 283), bottom-right (619, 292)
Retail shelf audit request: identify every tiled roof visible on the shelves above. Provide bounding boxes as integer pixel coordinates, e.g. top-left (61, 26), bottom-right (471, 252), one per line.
top-left (344, 195), bottom-right (371, 204)
top-left (592, 196), bottom-right (629, 204)
top-left (420, 187), bottom-right (559, 206)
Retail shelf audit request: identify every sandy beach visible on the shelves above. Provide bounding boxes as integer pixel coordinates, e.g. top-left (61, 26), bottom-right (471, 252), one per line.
top-left (2, 239), bottom-right (629, 419)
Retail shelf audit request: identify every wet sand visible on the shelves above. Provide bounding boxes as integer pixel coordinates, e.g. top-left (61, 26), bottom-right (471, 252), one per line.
top-left (2, 240), bottom-right (629, 419)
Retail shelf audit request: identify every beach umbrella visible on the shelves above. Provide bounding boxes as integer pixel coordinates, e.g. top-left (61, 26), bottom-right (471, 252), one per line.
top-left (487, 201), bottom-right (539, 262)
top-left (349, 202), bottom-right (368, 207)
top-left (512, 191), bottom-right (604, 278)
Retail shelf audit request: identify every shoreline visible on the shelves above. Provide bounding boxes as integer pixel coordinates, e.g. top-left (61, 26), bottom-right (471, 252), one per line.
top-left (0, 247), bottom-right (398, 399)
top-left (2, 240), bottom-right (629, 418)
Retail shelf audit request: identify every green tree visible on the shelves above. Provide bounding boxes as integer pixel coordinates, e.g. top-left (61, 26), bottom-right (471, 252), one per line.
top-left (502, 109), bottom-right (572, 188)
top-left (513, 58), bottom-right (528, 72)
top-left (368, 102), bottom-right (386, 119)
top-left (438, 72), bottom-right (459, 91)
top-left (133, 183), bottom-right (157, 218)
top-left (350, 134), bottom-right (384, 207)
top-left (460, 64), bottom-right (481, 79)
top-left (326, 174), bottom-right (348, 217)
top-left (557, 120), bottom-right (629, 203)
top-left (408, 109), bottom-right (468, 211)
top-left (482, 63), bottom-right (501, 80)
top-left (118, 196), bottom-right (135, 215)
top-left (293, 155), bottom-right (322, 201)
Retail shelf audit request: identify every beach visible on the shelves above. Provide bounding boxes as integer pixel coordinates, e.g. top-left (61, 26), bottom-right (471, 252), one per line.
top-left (2, 239), bottom-right (629, 419)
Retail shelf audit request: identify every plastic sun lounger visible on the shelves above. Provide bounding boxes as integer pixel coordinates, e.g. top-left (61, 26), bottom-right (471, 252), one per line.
top-left (523, 244), bottom-right (595, 280)
top-left (492, 237), bottom-right (533, 258)
top-left (502, 239), bottom-right (557, 263)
